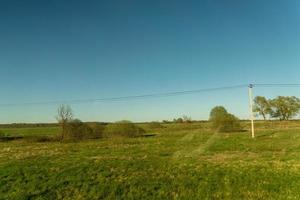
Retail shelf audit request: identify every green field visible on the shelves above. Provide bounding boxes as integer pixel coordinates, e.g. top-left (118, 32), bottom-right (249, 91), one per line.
top-left (1, 122), bottom-right (300, 199)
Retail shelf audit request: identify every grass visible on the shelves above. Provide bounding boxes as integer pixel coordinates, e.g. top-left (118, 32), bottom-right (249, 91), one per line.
top-left (0, 127), bottom-right (60, 138)
top-left (1, 122), bottom-right (300, 199)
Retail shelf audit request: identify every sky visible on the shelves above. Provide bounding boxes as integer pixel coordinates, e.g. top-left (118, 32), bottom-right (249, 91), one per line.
top-left (0, 0), bottom-right (300, 123)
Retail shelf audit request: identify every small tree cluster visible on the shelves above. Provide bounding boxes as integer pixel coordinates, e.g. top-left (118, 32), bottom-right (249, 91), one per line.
top-left (209, 106), bottom-right (241, 132)
top-left (173, 115), bottom-right (192, 123)
top-left (56, 105), bottom-right (104, 141)
top-left (254, 96), bottom-right (300, 120)
top-left (173, 118), bottom-right (183, 123)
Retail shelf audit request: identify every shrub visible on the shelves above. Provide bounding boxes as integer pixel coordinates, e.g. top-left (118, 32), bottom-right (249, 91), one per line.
top-left (104, 121), bottom-right (145, 138)
top-left (209, 106), bottom-right (241, 132)
top-left (64, 119), bottom-right (93, 141)
top-left (88, 122), bottom-right (105, 139)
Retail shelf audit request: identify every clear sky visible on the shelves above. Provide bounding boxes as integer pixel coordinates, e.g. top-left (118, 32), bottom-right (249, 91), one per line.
top-left (0, 0), bottom-right (300, 123)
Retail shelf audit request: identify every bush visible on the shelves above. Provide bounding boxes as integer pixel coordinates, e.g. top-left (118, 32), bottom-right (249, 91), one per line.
top-left (104, 121), bottom-right (145, 138)
top-left (64, 119), bottom-right (93, 141)
top-left (209, 106), bottom-right (241, 132)
top-left (88, 122), bottom-right (105, 139)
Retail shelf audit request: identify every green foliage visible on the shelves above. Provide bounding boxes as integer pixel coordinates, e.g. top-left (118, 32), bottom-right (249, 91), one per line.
top-left (209, 106), bottom-right (241, 132)
top-left (269, 96), bottom-right (300, 120)
top-left (64, 119), bottom-right (104, 140)
top-left (88, 122), bottom-right (105, 139)
top-left (173, 118), bottom-right (184, 123)
top-left (254, 96), bottom-right (300, 120)
top-left (63, 120), bottom-right (105, 141)
top-left (63, 119), bottom-right (93, 141)
top-left (254, 96), bottom-right (272, 120)
top-left (0, 127), bottom-right (60, 138)
top-left (104, 121), bottom-right (145, 137)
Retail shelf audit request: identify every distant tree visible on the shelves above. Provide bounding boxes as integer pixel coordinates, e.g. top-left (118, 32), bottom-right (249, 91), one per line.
top-left (173, 118), bottom-right (183, 123)
top-left (253, 96), bottom-right (271, 120)
top-left (269, 96), bottom-right (300, 120)
top-left (209, 106), bottom-right (241, 132)
top-left (56, 104), bottom-right (73, 140)
top-left (182, 115), bottom-right (192, 123)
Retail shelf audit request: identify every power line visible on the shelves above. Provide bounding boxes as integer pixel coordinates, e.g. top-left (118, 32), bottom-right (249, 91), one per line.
top-left (1, 83), bottom-right (299, 107)
top-left (253, 83), bottom-right (300, 87)
top-left (0, 84), bottom-right (248, 107)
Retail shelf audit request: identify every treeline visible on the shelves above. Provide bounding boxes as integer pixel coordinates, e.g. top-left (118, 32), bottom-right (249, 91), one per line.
top-left (254, 96), bottom-right (300, 120)
top-left (0, 123), bottom-right (59, 128)
top-left (3, 96), bottom-right (299, 141)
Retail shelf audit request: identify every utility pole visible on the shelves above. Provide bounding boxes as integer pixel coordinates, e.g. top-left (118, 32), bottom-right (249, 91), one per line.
top-left (248, 84), bottom-right (255, 138)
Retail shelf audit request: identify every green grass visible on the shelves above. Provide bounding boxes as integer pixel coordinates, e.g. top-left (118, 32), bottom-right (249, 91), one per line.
top-left (0, 127), bottom-right (60, 137)
top-left (1, 123), bottom-right (300, 199)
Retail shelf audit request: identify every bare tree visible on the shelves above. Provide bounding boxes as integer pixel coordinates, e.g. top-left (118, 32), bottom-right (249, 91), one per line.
top-left (56, 104), bottom-right (73, 140)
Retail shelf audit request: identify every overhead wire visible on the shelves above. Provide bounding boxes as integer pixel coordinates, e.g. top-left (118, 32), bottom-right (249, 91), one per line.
top-left (0, 84), bottom-right (248, 107)
top-left (1, 83), bottom-right (299, 107)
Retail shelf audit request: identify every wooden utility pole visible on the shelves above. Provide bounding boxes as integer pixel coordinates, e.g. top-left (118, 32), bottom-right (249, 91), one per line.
top-left (248, 84), bottom-right (255, 138)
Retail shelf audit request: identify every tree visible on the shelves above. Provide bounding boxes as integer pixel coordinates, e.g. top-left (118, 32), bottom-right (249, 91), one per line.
top-left (56, 104), bottom-right (73, 140)
top-left (182, 115), bottom-right (192, 123)
top-left (173, 118), bottom-right (183, 123)
top-left (253, 96), bottom-right (271, 120)
top-left (209, 106), bottom-right (241, 132)
top-left (269, 96), bottom-right (300, 120)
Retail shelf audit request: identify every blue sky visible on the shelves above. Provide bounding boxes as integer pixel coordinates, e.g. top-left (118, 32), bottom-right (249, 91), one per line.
top-left (0, 0), bottom-right (300, 123)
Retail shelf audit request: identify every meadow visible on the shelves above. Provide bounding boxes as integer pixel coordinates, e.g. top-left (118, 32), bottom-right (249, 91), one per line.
top-left (1, 121), bottom-right (300, 199)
